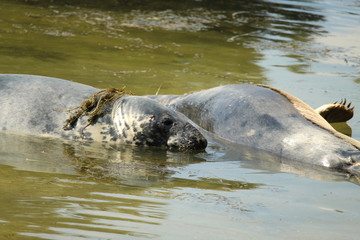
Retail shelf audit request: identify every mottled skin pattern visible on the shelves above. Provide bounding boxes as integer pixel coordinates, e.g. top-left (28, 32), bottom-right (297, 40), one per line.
top-left (0, 75), bottom-right (207, 151)
top-left (112, 97), bottom-right (205, 149)
top-left (148, 85), bottom-right (360, 176)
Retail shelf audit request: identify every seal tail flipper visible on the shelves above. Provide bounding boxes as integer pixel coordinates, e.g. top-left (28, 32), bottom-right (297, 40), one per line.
top-left (315, 100), bottom-right (354, 123)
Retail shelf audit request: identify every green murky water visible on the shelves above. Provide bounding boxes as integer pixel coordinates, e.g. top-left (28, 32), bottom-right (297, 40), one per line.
top-left (1, 0), bottom-right (360, 239)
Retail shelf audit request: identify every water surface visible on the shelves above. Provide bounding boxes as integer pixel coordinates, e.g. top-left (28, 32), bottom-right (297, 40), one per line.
top-left (0, 0), bottom-right (360, 239)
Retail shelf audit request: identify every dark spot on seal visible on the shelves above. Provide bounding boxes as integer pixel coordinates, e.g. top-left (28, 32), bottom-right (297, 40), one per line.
top-left (122, 129), bottom-right (128, 138)
top-left (240, 114), bottom-right (282, 130)
top-left (82, 132), bottom-right (92, 137)
top-left (162, 118), bottom-right (174, 127)
top-left (80, 131), bottom-right (94, 140)
top-left (103, 115), bottom-right (112, 125)
top-left (109, 127), bottom-right (116, 135)
top-left (131, 122), bottom-right (138, 132)
top-left (259, 114), bottom-right (282, 129)
top-left (108, 127), bottom-right (118, 141)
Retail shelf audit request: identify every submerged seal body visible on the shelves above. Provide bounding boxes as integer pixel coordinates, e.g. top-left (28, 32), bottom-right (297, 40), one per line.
top-left (0, 74), bottom-right (207, 151)
top-left (148, 85), bottom-right (360, 175)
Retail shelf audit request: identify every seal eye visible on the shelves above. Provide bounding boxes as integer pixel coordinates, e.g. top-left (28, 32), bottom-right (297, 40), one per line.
top-left (162, 118), bottom-right (174, 127)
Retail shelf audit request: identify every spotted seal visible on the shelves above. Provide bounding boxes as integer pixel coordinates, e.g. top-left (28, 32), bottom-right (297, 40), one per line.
top-left (148, 84), bottom-right (360, 176)
top-left (0, 74), bottom-right (207, 151)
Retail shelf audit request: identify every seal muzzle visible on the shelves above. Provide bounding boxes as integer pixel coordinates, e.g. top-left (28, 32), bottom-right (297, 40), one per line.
top-left (167, 123), bottom-right (207, 151)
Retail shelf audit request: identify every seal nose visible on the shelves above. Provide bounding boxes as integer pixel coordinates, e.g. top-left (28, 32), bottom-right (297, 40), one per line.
top-left (167, 123), bottom-right (207, 151)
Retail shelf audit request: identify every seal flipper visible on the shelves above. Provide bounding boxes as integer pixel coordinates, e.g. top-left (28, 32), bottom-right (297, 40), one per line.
top-left (316, 99), bottom-right (354, 123)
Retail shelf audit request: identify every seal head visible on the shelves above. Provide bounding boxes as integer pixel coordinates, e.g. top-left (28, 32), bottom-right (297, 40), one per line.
top-left (112, 96), bottom-right (207, 151)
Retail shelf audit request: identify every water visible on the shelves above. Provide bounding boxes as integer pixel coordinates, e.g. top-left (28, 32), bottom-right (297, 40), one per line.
top-left (1, 0), bottom-right (360, 239)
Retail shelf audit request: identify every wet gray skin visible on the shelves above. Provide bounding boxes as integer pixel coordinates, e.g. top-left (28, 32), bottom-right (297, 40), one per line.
top-left (148, 85), bottom-right (360, 176)
top-left (0, 74), bottom-right (207, 151)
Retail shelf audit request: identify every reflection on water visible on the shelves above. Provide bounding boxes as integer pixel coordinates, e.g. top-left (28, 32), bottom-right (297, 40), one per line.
top-left (0, 133), bottom-right (262, 239)
top-left (1, 132), bottom-right (359, 239)
top-left (0, 132), bottom-right (197, 184)
top-left (1, 0), bottom-right (360, 239)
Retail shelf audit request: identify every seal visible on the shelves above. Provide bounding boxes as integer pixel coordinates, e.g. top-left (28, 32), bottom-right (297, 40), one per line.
top-left (147, 84), bottom-right (360, 176)
top-left (0, 74), bottom-right (207, 151)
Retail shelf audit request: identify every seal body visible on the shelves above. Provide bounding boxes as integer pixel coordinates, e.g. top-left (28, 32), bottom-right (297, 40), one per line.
top-left (0, 74), bottom-right (207, 151)
top-left (148, 85), bottom-right (360, 175)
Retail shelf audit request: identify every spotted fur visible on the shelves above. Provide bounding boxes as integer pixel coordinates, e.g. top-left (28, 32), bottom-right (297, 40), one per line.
top-left (112, 96), bottom-right (207, 150)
